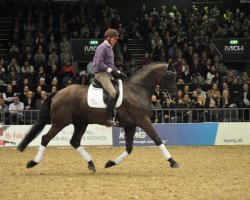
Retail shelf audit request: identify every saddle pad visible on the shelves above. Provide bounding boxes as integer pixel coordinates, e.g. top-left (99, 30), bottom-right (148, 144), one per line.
top-left (87, 80), bottom-right (123, 108)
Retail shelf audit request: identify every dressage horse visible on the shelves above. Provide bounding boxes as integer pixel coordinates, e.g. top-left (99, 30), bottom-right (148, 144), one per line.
top-left (17, 62), bottom-right (179, 172)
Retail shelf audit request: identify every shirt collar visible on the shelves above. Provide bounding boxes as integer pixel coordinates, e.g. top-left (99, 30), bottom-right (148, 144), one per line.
top-left (104, 40), bottom-right (112, 47)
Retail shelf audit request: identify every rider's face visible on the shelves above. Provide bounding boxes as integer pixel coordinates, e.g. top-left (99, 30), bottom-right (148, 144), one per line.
top-left (109, 37), bottom-right (118, 46)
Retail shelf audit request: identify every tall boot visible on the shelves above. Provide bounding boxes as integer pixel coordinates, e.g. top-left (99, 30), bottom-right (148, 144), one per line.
top-left (106, 96), bottom-right (118, 126)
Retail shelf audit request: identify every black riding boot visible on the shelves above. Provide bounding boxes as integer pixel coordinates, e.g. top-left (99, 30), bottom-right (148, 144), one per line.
top-left (106, 96), bottom-right (118, 126)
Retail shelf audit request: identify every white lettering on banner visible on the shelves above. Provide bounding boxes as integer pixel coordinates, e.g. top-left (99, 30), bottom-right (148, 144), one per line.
top-left (119, 129), bottom-right (146, 139)
top-left (84, 46), bottom-right (98, 52)
top-left (224, 46), bottom-right (244, 52)
top-left (0, 125), bottom-right (112, 147)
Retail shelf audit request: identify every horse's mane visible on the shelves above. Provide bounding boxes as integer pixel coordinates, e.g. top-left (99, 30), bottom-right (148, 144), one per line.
top-left (129, 62), bottom-right (167, 80)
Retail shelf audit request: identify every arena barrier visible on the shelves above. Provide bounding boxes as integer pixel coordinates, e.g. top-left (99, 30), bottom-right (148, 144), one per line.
top-left (112, 123), bottom-right (250, 146)
top-left (1, 123), bottom-right (249, 147)
top-left (0, 124), bottom-right (112, 147)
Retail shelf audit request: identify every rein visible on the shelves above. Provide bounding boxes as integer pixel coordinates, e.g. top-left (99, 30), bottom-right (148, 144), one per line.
top-left (127, 80), bottom-right (152, 89)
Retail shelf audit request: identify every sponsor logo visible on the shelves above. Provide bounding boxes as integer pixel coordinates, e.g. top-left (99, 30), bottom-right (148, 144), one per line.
top-left (224, 45), bottom-right (244, 52)
top-left (84, 46), bottom-right (98, 52)
top-left (119, 128), bottom-right (146, 139)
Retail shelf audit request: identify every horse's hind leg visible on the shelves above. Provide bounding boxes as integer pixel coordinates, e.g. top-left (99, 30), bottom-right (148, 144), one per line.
top-left (26, 124), bottom-right (65, 168)
top-left (70, 120), bottom-right (96, 172)
top-left (139, 118), bottom-right (179, 168)
top-left (105, 126), bottom-right (136, 168)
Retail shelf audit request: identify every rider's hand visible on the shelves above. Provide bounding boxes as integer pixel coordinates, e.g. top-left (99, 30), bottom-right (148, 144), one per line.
top-left (110, 69), bottom-right (120, 78)
top-left (119, 72), bottom-right (127, 79)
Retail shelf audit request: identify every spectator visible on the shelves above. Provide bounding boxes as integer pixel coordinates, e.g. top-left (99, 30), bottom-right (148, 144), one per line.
top-left (23, 90), bottom-right (36, 110)
top-left (35, 91), bottom-right (47, 110)
top-left (7, 65), bottom-right (20, 84)
top-left (150, 94), bottom-right (162, 123)
top-left (0, 96), bottom-right (8, 124)
top-left (34, 47), bottom-right (46, 68)
top-left (19, 85), bottom-right (30, 102)
top-left (47, 48), bottom-right (59, 66)
top-left (0, 63), bottom-right (7, 84)
top-left (9, 95), bottom-right (24, 124)
top-left (21, 61), bottom-right (34, 79)
top-left (62, 60), bottom-right (76, 78)
top-left (3, 84), bottom-right (15, 105)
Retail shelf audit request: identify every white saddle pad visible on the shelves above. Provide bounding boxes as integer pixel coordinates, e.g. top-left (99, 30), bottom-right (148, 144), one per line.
top-left (87, 80), bottom-right (123, 108)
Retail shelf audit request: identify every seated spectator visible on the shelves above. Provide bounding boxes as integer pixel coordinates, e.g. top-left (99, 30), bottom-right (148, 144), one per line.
top-left (206, 65), bottom-right (216, 85)
top-left (0, 63), bottom-right (6, 84)
top-left (141, 52), bottom-right (152, 67)
top-left (208, 83), bottom-right (221, 99)
top-left (196, 85), bottom-right (207, 100)
top-left (150, 94), bottom-right (162, 123)
top-left (7, 58), bottom-right (20, 73)
top-left (178, 94), bottom-right (193, 123)
top-left (176, 78), bottom-right (185, 91)
top-left (0, 96), bottom-right (8, 124)
top-left (19, 85), bottom-right (30, 102)
top-left (181, 65), bottom-right (192, 84)
top-left (21, 61), bottom-right (34, 79)
top-left (23, 90), bottom-right (36, 110)
top-left (34, 47), bottom-right (46, 68)
top-left (3, 84), bottom-right (15, 105)
top-left (153, 84), bottom-right (164, 104)
top-left (242, 71), bottom-right (249, 83)
top-left (7, 65), bottom-right (20, 84)
top-left (34, 85), bottom-right (42, 101)
top-left (162, 97), bottom-right (178, 123)
top-left (35, 65), bottom-right (47, 84)
top-left (60, 47), bottom-right (71, 64)
top-left (205, 90), bottom-right (220, 108)
top-left (35, 91), bottom-right (47, 110)
top-left (220, 90), bottom-right (233, 108)
top-left (212, 72), bottom-right (222, 85)
top-left (0, 96), bottom-right (8, 111)
top-left (9, 95), bottom-right (24, 124)
top-left (62, 60), bottom-right (76, 78)
top-left (47, 48), bottom-right (59, 66)
top-left (60, 35), bottom-right (71, 52)
top-left (237, 83), bottom-right (250, 108)
top-left (38, 77), bottom-right (49, 92)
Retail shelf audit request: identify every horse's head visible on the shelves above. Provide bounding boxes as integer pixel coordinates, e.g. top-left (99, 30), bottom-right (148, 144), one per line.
top-left (162, 63), bottom-right (177, 97)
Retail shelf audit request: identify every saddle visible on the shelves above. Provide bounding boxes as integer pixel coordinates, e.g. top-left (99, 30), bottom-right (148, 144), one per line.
top-left (87, 78), bottom-right (123, 108)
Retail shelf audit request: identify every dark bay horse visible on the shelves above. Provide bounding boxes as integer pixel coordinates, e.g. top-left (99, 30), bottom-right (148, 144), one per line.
top-left (17, 62), bottom-right (179, 172)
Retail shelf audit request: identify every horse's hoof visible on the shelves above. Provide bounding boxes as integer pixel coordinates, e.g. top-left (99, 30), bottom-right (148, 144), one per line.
top-left (105, 160), bottom-right (116, 168)
top-left (170, 161), bottom-right (180, 168)
top-left (26, 160), bottom-right (38, 169)
top-left (88, 161), bottom-right (96, 173)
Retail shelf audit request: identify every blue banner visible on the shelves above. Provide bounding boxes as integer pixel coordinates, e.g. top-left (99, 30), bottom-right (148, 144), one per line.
top-left (112, 123), bottom-right (219, 146)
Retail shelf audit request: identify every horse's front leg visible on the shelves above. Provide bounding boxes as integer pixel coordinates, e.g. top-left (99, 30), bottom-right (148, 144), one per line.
top-left (139, 117), bottom-right (179, 168)
top-left (105, 126), bottom-right (136, 168)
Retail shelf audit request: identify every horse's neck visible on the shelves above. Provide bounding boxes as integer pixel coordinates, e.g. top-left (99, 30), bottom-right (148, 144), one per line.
top-left (130, 64), bottom-right (166, 97)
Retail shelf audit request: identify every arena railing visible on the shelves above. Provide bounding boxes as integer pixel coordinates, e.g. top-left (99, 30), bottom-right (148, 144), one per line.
top-left (0, 108), bottom-right (250, 125)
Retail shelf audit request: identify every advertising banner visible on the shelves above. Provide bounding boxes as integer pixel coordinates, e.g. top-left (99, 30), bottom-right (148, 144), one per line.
top-left (112, 123), bottom-right (219, 146)
top-left (0, 124), bottom-right (112, 147)
top-left (212, 38), bottom-right (250, 62)
top-left (71, 38), bottom-right (102, 62)
top-left (215, 123), bottom-right (250, 145)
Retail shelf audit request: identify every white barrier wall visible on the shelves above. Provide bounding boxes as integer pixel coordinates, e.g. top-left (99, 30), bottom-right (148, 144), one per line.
top-left (0, 124), bottom-right (112, 147)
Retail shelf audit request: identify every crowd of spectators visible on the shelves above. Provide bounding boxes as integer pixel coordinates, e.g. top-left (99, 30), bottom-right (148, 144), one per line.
top-left (128, 4), bottom-right (250, 122)
top-left (0, 1), bottom-right (249, 124)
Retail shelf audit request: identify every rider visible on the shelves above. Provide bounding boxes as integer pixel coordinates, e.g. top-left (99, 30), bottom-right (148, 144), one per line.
top-left (92, 28), bottom-right (126, 126)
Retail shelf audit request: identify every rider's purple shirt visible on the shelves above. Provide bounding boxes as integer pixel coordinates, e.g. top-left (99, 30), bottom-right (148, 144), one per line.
top-left (92, 40), bottom-right (117, 73)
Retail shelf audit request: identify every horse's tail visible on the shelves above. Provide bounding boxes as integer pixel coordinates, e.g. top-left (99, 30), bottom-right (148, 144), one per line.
top-left (17, 92), bottom-right (57, 152)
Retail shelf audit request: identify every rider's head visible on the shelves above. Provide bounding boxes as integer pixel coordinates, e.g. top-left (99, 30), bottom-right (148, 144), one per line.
top-left (104, 28), bottom-right (119, 47)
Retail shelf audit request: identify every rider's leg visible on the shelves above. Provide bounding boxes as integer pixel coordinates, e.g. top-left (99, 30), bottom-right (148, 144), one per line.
top-left (95, 72), bottom-right (117, 126)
